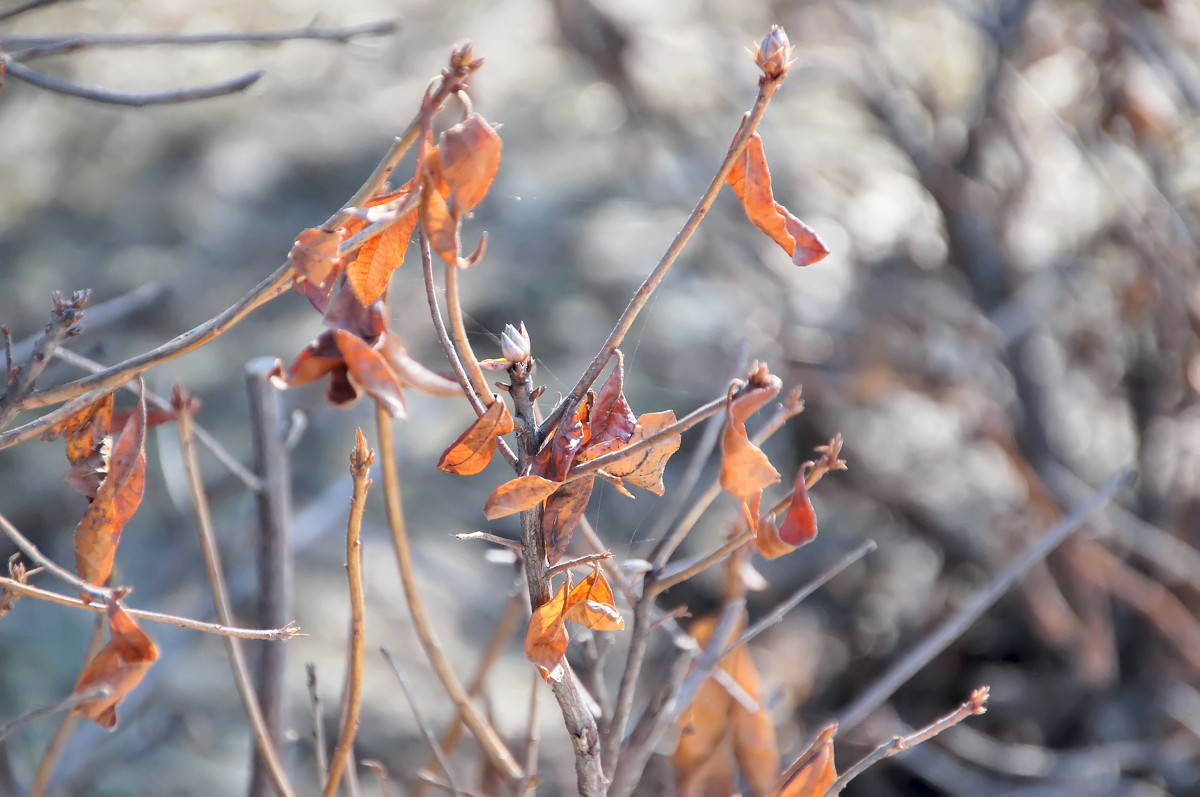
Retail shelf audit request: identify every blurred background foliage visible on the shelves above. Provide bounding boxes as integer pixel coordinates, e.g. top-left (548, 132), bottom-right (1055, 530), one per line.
top-left (3, 0), bottom-right (1200, 794)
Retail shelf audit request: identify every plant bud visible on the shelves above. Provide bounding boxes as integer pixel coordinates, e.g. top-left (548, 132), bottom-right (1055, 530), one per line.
top-left (501, 322), bottom-right (531, 363)
top-left (755, 26), bottom-right (793, 80)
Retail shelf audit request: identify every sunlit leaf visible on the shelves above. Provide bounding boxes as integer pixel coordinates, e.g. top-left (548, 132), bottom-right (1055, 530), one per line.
top-left (525, 580), bottom-right (570, 683)
top-left (563, 567), bottom-right (624, 631)
top-left (344, 182), bottom-right (419, 305)
top-left (533, 394), bottom-right (592, 482)
top-left (483, 474), bottom-right (561, 520)
top-left (673, 615), bottom-right (740, 794)
top-left (730, 646), bottom-right (780, 796)
top-left (438, 398), bottom-right (514, 475)
top-left (420, 173), bottom-right (460, 266)
top-left (604, 410), bottom-right (681, 495)
top-left (779, 724), bottom-right (838, 797)
top-left (288, 226), bottom-right (345, 290)
top-left (44, 391), bottom-right (115, 500)
top-left (720, 369), bottom-right (782, 529)
top-left (726, 133), bottom-right (829, 267)
top-left (73, 598), bottom-right (159, 730)
top-left (332, 329), bottom-right (408, 418)
top-left (440, 113), bottom-right (502, 214)
top-left (778, 467), bottom-right (818, 547)
top-left (379, 333), bottom-right (463, 396)
top-left (75, 387), bottom-right (147, 599)
top-left (588, 351), bottom-right (637, 450)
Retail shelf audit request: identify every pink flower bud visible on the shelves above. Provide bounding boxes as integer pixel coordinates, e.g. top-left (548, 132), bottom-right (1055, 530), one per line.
top-left (500, 322), bottom-right (531, 363)
top-left (755, 26), bottom-right (794, 80)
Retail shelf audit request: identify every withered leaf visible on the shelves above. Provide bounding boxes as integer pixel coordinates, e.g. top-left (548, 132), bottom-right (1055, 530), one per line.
top-left (346, 184), bottom-right (419, 305)
top-left (378, 333), bottom-right (463, 396)
top-left (726, 133), bottom-right (829, 267)
top-left (440, 113), bottom-right (502, 214)
top-left (604, 410), bottom-right (681, 495)
top-left (420, 173), bottom-right (461, 267)
top-left (73, 599), bottom-right (159, 730)
top-left (588, 351), bottom-right (637, 451)
top-left (75, 387), bottom-right (147, 600)
top-left (720, 373), bottom-right (782, 529)
top-left (438, 398), bottom-right (514, 475)
top-left (533, 394), bottom-right (592, 483)
top-left (562, 567), bottom-right (624, 631)
top-left (780, 724), bottom-right (838, 797)
top-left (543, 477), bottom-right (594, 565)
top-left (777, 466), bottom-right (818, 547)
top-left (525, 580), bottom-right (571, 683)
top-left (483, 474), bottom-right (561, 520)
top-left (288, 227), bottom-right (345, 291)
top-left (332, 329), bottom-right (408, 418)
top-left (730, 645), bottom-right (780, 796)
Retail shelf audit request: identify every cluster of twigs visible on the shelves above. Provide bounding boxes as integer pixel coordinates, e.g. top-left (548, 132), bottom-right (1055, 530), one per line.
top-left (0, 5), bottom-right (1151, 796)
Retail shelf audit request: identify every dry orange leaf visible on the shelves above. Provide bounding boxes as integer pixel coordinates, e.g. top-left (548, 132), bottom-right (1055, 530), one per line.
top-left (720, 371), bottom-right (782, 529)
top-left (438, 398), bottom-right (514, 475)
top-left (420, 173), bottom-right (461, 267)
top-left (287, 226), bottom-right (345, 289)
top-left (563, 567), bottom-right (624, 631)
top-left (75, 387), bottom-right (147, 600)
top-left (525, 580), bottom-right (571, 682)
top-left (483, 474), bottom-right (561, 520)
top-left (588, 350), bottom-right (637, 451)
top-left (779, 724), bottom-right (838, 797)
top-left (332, 329), bottom-right (408, 418)
top-left (44, 390), bottom-right (116, 500)
top-left (73, 598), bottom-right (160, 730)
top-left (440, 113), bottom-right (502, 214)
top-left (604, 410), bottom-right (681, 495)
top-left (534, 393), bottom-right (592, 482)
top-left (730, 645), bottom-right (780, 796)
top-left (543, 477), bottom-right (594, 565)
top-left (726, 133), bottom-right (829, 267)
top-left (346, 191), bottom-right (418, 305)
top-left (674, 615), bottom-right (741, 794)
top-left (378, 333), bottom-right (462, 396)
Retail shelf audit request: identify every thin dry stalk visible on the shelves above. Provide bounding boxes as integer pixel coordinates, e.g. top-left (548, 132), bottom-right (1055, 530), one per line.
top-left (175, 392), bottom-right (298, 797)
top-left (821, 687), bottom-right (990, 797)
top-left (380, 648), bottom-right (461, 796)
top-left (307, 663), bottom-right (330, 786)
top-left (0, 290), bottom-right (88, 433)
top-left (836, 469), bottom-right (1133, 734)
top-left (0, 577), bottom-right (301, 640)
top-left (375, 406), bottom-right (523, 784)
top-left (29, 615), bottom-right (104, 797)
top-left (0, 687), bottom-right (108, 744)
top-left (0, 510), bottom-right (111, 602)
top-left (324, 430), bottom-right (372, 797)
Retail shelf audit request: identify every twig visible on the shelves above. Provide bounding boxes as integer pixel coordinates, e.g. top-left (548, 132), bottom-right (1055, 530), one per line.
top-left (0, 577), bottom-right (300, 640)
top-left (0, 687), bottom-right (108, 744)
top-left (821, 687), bottom-right (990, 797)
top-left (419, 232), bottom-right (518, 467)
top-left (246, 357), bottom-right (294, 797)
top-left (564, 395), bottom-right (726, 484)
top-left (375, 406), bottom-right (523, 784)
top-left (2, 325), bottom-right (13, 385)
top-left (381, 648), bottom-right (462, 796)
top-left (522, 668), bottom-right (542, 796)
top-left (0, 0), bottom-right (63, 22)
top-left (0, 509), bottom-right (111, 602)
top-left (722, 540), bottom-right (877, 655)
top-left (539, 68), bottom-right (789, 443)
top-left (11, 283), bottom-right (169, 364)
top-left (306, 663), bottom-right (330, 786)
top-left (456, 530), bottom-right (522, 551)
top-left (324, 430), bottom-right (372, 797)
top-left (835, 468), bottom-right (1133, 734)
top-left (443, 259), bottom-right (493, 409)
top-left (1, 55), bottom-right (263, 106)
top-left (5, 19), bottom-right (398, 54)
top-left (52, 347), bottom-right (263, 492)
top-left (30, 615), bottom-right (103, 797)
top-left (0, 384), bottom-right (112, 451)
top-left (546, 551), bottom-right (613, 578)
top-left (175, 389), bottom-right (298, 797)
top-left (0, 290), bottom-right (89, 433)
top-left (651, 531), bottom-right (752, 596)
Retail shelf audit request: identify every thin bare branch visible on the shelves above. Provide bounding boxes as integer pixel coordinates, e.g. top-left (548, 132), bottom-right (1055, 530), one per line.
top-left (836, 469), bottom-right (1133, 734)
top-left (175, 389), bottom-right (298, 797)
top-left (11, 283), bottom-right (169, 364)
top-left (1, 55), bottom-right (263, 106)
top-left (0, 290), bottom-right (89, 433)
top-left (546, 551), bottom-right (613, 578)
top-left (5, 18), bottom-right (398, 54)
top-left (306, 663), bottom-right (330, 786)
top-left (0, 0), bottom-right (65, 22)
top-left (456, 530), bottom-right (522, 551)
top-left (324, 431), bottom-right (372, 797)
top-left (0, 577), bottom-right (301, 640)
top-left (381, 648), bottom-right (462, 796)
top-left (0, 509), bottom-right (111, 602)
top-left (0, 687), bottom-right (108, 744)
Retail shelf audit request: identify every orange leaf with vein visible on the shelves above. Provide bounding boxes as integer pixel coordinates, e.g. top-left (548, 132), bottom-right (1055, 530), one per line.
top-left (346, 189), bottom-right (418, 305)
top-left (563, 567), bottom-right (624, 631)
top-left (75, 387), bottom-right (147, 600)
top-left (779, 724), bottom-right (838, 797)
top-left (484, 474), bottom-right (561, 520)
top-left (525, 580), bottom-right (571, 682)
top-left (720, 369), bottom-right (782, 529)
top-left (603, 410), bottom-right (681, 495)
top-left (438, 398), bottom-right (514, 475)
top-left (73, 598), bottom-right (160, 730)
top-left (726, 133), bottom-right (829, 267)
top-left (420, 174), bottom-right (460, 266)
